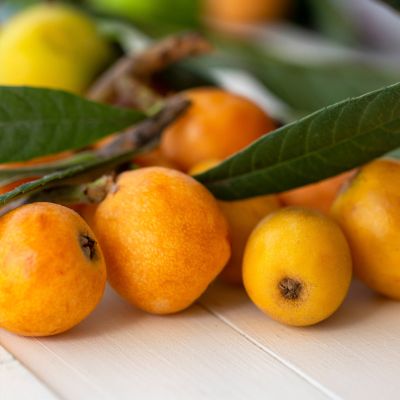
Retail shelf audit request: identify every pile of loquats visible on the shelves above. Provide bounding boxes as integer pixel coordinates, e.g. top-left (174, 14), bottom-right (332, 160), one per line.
top-left (0, 4), bottom-right (399, 337)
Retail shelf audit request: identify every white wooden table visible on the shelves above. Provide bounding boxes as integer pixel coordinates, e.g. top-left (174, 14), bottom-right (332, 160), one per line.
top-left (1, 280), bottom-right (400, 399)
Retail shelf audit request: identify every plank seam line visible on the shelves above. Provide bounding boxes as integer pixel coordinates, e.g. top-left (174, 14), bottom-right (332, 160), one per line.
top-left (0, 350), bottom-right (16, 365)
top-left (199, 303), bottom-right (341, 400)
top-left (0, 358), bottom-right (20, 366)
top-left (31, 338), bottom-right (108, 400)
top-left (0, 342), bottom-right (62, 400)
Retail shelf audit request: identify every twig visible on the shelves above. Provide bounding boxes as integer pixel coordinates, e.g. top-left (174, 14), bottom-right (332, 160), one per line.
top-left (28, 175), bottom-right (115, 205)
top-left (88, 32), bottom-right (212, 105)
top-left (0, 95), bottom-right (191, 214)
top-left (0, 95), bottom-right (190, 189)
top-left (97, 95), bottom-right (190, 156)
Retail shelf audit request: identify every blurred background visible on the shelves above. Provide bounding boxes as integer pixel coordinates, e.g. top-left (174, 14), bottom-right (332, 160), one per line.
top-left (1, 0), bottom-right (400, 122)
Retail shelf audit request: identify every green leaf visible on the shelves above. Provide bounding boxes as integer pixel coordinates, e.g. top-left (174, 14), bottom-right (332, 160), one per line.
top-left (0, 94), bottom-right (190, 208)
top-left (0, 152), bottom-right (99, 186)
top-left (205, 41), bottom-right (400, 115)
top-left (380, 0), bottom-right (400, 12)
top-left (0, 147), bottom-right (139, 207)
top-left (0, 86), bottom-right (145, 163)
top-left (88, 0), bottom-right (201, 30)
top-left (306, 0), bottom-right (360, 46)
top-left (251, 59), bottom-right (400, 116)
top-left (195, 82), bottom-right (400, 200)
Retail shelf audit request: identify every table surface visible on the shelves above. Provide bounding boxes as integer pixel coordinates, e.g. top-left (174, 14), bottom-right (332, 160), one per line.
top-left (1, 280), bottom-right (400, 400)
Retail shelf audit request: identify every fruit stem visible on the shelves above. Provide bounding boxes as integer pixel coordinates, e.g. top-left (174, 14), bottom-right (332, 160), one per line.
top-left (79, 234), bottom-right (97, 260)
top-left (28, 175), bottom-right (115, 205)
top-left (88, 32), bottom-right (212, 106)
top-left (279, 278), bottom-right (302, 300)
top-left (0, 95), bottom-right (190, 190)
top-left (0, 152), bottom-right (99, 187)
top-left (98, 95), bottom-right (191, 156)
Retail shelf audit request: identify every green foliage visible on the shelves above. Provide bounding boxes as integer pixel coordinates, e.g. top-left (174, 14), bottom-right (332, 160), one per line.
top-left (0, 147), bottom-right (138, 206)
top-left (0, 87), bottom-right (145, 163)
top-left (204, 40), bottom-right (400, 116)
top-left (196, 82), bottom-right (400, 200)
top-left (88, 0), bottom-right (201, 30)
top-left (306, 0), bottom-right (360, 46)
top-left (380, 0), bottom-right (400, 12)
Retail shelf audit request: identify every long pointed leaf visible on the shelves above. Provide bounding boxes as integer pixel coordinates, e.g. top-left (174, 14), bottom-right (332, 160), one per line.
top-left (0, 86), bottom-right (145, 163)
top-left (196, 82), bottom-right (400, 200)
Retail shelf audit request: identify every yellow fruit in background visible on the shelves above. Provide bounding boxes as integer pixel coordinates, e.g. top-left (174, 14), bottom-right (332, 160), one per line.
top-left (332, 158), bottom-right (400, 299)
top-left (0, 4), bottom-right (113, 93)
top-left (93, 167), bottom-right (231, 314)
top-left (0, 203), bottom-right (106, 336)
top-left (190, 159), bottom-right (281, 285)
top-left (243, 207), bottom-right (352, 326)
top-left (161, 88), bottom-right (275, 171)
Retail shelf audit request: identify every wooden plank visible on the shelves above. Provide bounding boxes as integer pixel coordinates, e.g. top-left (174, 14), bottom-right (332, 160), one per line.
top-left (0, 345), bottom-right (57, 400)
top-left (0, 346), bottom-right (14, 364)
top-left (1, 287), bottom-right (326, 400)
top-left (201, 280), bottom-right (400, 400)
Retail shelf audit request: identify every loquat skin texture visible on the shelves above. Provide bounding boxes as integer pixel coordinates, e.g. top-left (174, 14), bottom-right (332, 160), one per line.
top-left (161, 88), bottom-right (275, 171)
top-left (0, 4), bottom-right (112, 93)
top-left (189, 158), bottom-right (221, 176)
top-left (93, 167), bottom-right (231, 314)
top-left (279, 170), bottom-right (355, 214)
top-left (243, 207), bottom-right (352, 327)
top-left (332, 158), bottom-right (400, 300)
top-left (79, 204), bottom-right (98, 230)
top-left (0, 203), bottom-right (106, 336)
top-left (133, 147), bottom-right (179, 170)
top-left (190, 159), bottom-right (281, 285)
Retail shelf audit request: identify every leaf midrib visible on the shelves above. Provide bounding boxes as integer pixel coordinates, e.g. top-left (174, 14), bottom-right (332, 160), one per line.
top-left (204, 103), bottom-right (400, 186)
